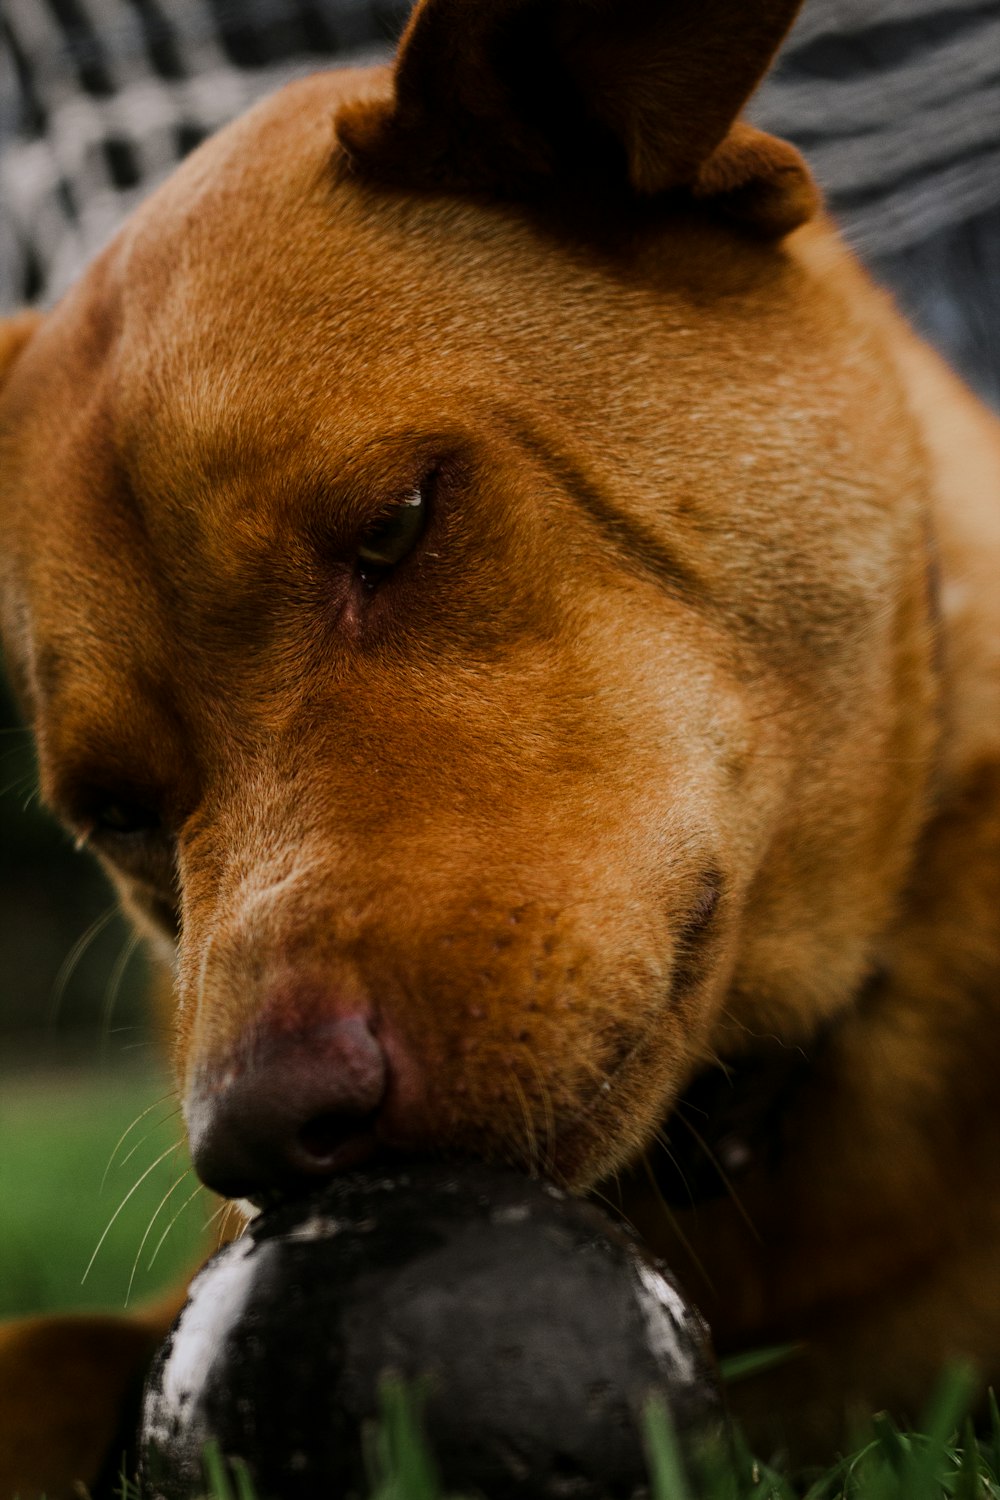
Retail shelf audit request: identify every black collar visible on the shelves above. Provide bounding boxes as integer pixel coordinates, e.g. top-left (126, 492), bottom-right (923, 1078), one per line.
top-left (653, 1026), bottom-right (833, 1209)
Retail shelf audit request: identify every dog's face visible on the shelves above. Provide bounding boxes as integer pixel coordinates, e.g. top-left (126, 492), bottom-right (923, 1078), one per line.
top-left (0, 1), bottom-right (938, 1202)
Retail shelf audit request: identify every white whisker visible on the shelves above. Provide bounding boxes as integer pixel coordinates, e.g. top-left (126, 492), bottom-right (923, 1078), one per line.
top-left (125, 1170), bottom-right (192, 1308)
top-left (83, 1141), bottom-right (181, 1285)
top-left (101, 1091), bottom-right (176, 1191)
top-left (147, 1185), bottom-right (205, 1273)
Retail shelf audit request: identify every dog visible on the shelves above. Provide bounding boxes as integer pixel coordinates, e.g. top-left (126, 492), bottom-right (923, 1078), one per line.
top-left (2, 0), bottom-right (1000, 1492)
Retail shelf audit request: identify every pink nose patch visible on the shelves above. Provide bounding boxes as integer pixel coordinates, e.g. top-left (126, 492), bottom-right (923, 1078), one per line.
top-left (187, 1013), bottom-right (388, 1200)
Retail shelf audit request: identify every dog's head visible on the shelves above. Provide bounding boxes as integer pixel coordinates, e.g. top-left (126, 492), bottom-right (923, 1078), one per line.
top-left (0, 0), bottom-right (938, 1203)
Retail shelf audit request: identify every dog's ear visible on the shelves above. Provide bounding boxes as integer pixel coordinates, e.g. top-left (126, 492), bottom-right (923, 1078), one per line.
top-left (0, 312), bottom-right (41, 395)
top-left (336, 0), bottom-right (818, 237)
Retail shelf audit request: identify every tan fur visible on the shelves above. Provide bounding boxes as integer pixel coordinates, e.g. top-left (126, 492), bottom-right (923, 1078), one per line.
top-left (1, 2), bottom-right (999, 1491)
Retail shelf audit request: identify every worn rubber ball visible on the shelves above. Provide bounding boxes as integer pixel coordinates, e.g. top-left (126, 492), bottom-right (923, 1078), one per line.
top-left (140, 1163), bottom-right (723, 1499)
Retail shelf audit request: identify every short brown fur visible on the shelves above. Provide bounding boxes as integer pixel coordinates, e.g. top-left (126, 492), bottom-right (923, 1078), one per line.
top-left (2, 1), bottom-right (1000, 1491)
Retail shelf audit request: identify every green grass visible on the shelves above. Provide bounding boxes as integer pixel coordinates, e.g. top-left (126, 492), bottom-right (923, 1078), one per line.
top-left (117, 1370), bottom-right (1000, 1500)
top-left (0, 1059), bottom-right (209, 1317)
top-left (2, 1065), bottom-right (997, 1499)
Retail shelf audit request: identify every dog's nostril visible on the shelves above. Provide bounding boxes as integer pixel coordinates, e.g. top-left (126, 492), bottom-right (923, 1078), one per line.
top-left (297, 1111), bottom-right (368, 1165)
top-left (188, 1011), bottom-right (388, 1198)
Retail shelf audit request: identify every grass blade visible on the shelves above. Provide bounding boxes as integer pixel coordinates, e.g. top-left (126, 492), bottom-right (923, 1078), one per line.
top-left (719, 1343), bottom-right (802, 1385)
top-left (201, 1438), bottom-right (235, 1500)
top-left (366, 1376), bottom-right (442, 1500)
top-left (643, 1394), bottom-right (692, 1500)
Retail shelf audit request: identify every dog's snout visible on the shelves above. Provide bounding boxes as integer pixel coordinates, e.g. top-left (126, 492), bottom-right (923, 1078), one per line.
top-left (187, 1014), bottom-right (387, 1199)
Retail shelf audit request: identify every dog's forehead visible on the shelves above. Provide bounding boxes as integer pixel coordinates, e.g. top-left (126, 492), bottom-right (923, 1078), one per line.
top-left (102, 80), bottom-right (625, 544)
top-left (10, 67), bottom-right (833, 568)
top-left (1, 64), bottom-right (926, 745)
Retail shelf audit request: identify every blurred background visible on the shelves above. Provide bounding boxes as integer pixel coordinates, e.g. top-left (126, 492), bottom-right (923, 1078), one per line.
top-left (0, 0), bottom-right (998, 1316)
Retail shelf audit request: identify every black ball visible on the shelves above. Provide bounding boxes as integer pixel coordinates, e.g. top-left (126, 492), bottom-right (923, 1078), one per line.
top-left (140, 1164), bottom-right (723, 1499)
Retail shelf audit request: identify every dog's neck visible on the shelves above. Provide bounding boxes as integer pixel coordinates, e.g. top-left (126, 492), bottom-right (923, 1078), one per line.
top-left (654, 1019), bottom-right (838, 1208)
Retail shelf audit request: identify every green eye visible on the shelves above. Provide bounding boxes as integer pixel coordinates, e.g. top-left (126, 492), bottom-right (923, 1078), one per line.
top-left (356, 487), bottom-right (427, 588)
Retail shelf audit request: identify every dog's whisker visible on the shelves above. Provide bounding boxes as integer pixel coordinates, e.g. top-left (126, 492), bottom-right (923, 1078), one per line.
top-left (226, 1203), bottom-right (251, 1242)
top-left (125, 1170), bottom-right (193, 1308)
top-left (648, 1126), bottom-right (697, 1206)
top-left (227, 1208), bottom-right (245, 1241)
top-left (670, 1111), bottom-right (762, 1245)
top-left (101, 1091), bottom-right (177, 1190)
top-left (507, 1067), bottom-right (539, 1177)
top-left (83, 1141), bottom-right (183, 1285)
top-left (147, 1184), bottom-right (206, 1274)
top-left (568, 1035), bottom-right (660, 1135)
top-left (0, 768), bottom-right (36, 799)
top-left (47, 905), bottom-right (118, 1031)
top-left (522, 1048), bottom-right (557, 1176)
top-left (100, 930), bottom-right (142, 1052)
top-left (713, 1012), bottom-right (790, 1053)
top-left (586, 1180), bottom-right (630, 1225)
top-left (205, 1199), bottom-right (246, 1250)
top-left (638, 1152), bottom-right (717, 1298)
top-left (207, 1198), bottom-right (241, 1243)
top-left (109, 1108), bottom-right (183, 1181)
top-left (0, 750), bottom-right (30, 777)
top-left (204, 1200), bottom-right (230, 1234)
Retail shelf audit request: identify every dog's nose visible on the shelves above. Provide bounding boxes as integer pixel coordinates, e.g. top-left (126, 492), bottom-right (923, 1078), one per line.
top-left (187, 1014), bottom-right (388, 1200)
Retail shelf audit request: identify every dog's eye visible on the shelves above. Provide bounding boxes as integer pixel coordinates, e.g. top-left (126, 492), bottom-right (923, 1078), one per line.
top-left (92, 800), bottom-right (161, 838)
top-left (356, 486), bottom-right (427, 589)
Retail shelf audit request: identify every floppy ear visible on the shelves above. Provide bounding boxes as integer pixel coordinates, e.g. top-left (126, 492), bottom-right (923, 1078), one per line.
top-left (0, 312), bottom-right (42, 394)
top-left (337, 0), bottom-right (818, 237)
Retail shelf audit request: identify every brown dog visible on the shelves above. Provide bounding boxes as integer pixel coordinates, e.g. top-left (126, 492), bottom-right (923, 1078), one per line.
top-left (3, 0), bottom-right (1000, 1493)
